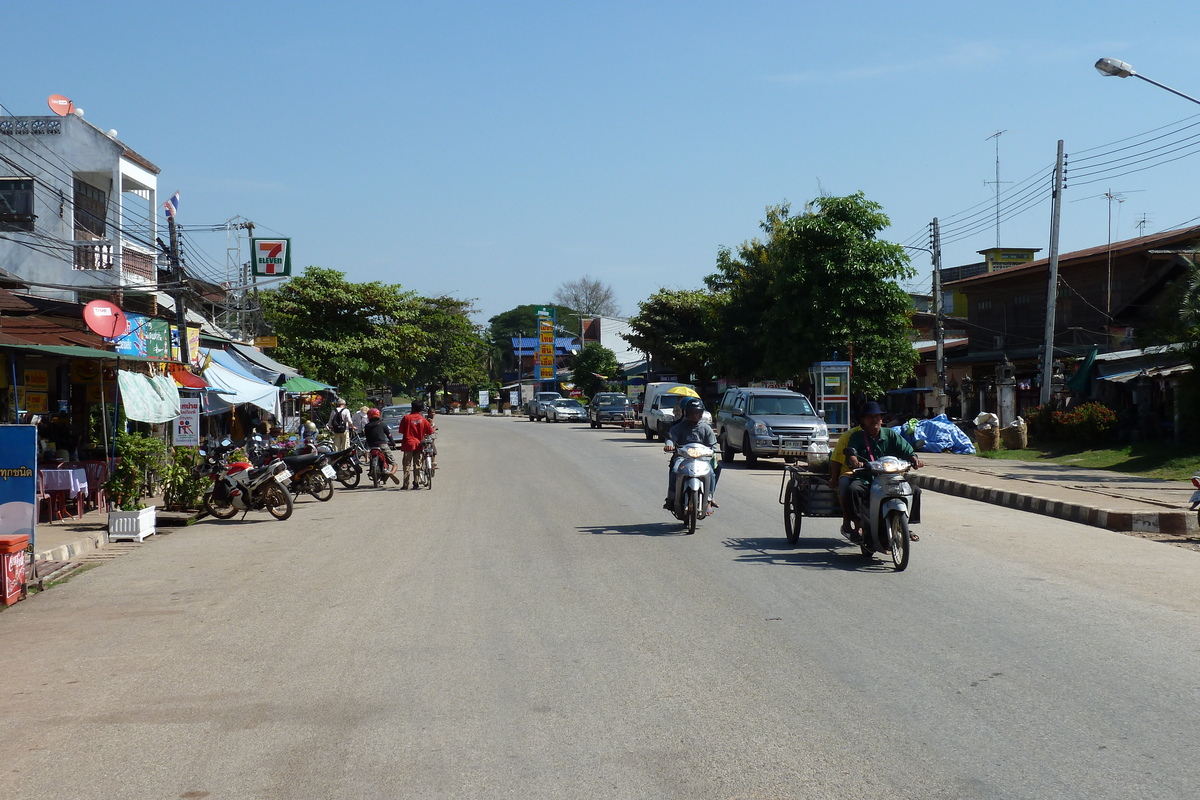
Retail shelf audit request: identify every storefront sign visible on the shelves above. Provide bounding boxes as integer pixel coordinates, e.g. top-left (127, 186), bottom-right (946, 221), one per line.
top-left (71, 360), bottom-right (101, 383)
top-left (478, 390), bottom-right (489, 408)
top-left (25, 393), bottom-right (47, 414)
top-left (23, 370), bottom-right (47, 391)
top-left (0, 426), bottom-right (37, 540)
top-left (251, 238), bottom-right (292, 277)
top-left (536, 307), bottom-right (556, 382)
top-left (174, 398), bottom-right (201, 446)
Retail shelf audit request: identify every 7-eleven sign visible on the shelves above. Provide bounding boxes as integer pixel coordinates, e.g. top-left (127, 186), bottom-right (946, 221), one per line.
top-left (251, 238), bottom-right (292, 277)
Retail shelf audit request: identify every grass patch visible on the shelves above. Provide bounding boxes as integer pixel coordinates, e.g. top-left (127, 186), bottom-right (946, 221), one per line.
top-left (977, 441), bottom-right (1200, 480)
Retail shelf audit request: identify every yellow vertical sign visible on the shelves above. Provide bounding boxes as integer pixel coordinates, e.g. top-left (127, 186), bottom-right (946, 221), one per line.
top-left (536, 307), bottom-right (556, 382)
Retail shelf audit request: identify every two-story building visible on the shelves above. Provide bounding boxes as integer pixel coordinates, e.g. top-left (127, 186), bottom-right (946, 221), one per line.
top-left (1, 112), bottom-right (162, 307)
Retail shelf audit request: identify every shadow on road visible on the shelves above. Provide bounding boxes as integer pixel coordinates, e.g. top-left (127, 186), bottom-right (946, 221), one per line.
top-left (578, 522), bottom-right (692, 537)
top-left (722, 536), bottom-right (884, 571)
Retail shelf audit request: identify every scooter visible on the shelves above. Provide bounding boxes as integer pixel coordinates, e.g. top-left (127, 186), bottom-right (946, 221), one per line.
top-left (199, 438), bottom-right (294, 521)
top-left (843, 447), bottom-right (916, 571)
top-left (247, 436), bottom-right (336, 502)
top-left (664, 441), bottom-right (716, 535)
top-left (327, 445), bottom-right (364, 489)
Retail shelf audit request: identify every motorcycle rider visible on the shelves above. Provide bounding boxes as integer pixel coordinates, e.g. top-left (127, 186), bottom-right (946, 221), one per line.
top-left (844, 401), bottom-right (923, 540)
top-left (663, 397), bottom-right (719, 513)
top-left (362, 407), bottom-right (401, 484)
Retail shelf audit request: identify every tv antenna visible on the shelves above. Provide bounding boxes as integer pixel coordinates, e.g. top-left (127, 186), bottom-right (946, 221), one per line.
top-left (984, 131), bottom-right (1012, 247)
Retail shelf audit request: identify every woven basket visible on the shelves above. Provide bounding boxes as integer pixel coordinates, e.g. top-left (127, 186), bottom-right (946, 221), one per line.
top-left (975, 428), bottom-right (1000, 452)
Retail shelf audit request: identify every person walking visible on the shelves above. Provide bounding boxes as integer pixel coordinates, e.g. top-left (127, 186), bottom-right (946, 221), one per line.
top-left (328, 398), bottom-right (353, 452)
top-left (398, 399), bottom-right (435, 488)
top-left (352, 405), bottom-right (369, 434)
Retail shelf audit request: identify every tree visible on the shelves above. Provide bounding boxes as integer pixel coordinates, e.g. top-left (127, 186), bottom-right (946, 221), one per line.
top-left (259, 266), bottom-right (431, 396)
top-left (572, 342), bottom-right (619, 398)
top-left (623, 288), bottom-right (717, 389)
top-left (403, 295), bottom-right (490, 400)
top-left (705, 195), bottom-right (917, 397)
top-left (552, 276), bottom-right (619, 317)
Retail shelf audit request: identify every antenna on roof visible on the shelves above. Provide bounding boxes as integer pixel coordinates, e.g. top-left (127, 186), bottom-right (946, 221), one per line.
top-left (984, 131), bottom-right (1012, 248)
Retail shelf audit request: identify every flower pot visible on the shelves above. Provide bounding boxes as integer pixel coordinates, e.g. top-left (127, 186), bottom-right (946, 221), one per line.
top-left (108, 506), bottom-right (157, 542)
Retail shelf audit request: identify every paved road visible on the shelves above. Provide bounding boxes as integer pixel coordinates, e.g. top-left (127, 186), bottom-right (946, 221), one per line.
top-left (2, 416), bottom-right (1199, 799)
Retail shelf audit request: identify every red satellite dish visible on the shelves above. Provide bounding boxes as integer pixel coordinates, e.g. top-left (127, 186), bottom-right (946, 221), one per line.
top-left (83, 300), bottom-right (129, 339)
top-left (47, 95), bottom-right (75, 117)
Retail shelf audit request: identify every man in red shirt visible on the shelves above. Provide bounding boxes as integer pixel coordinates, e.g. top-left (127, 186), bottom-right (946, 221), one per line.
top-left (398, 399), bottom-right (435, 489)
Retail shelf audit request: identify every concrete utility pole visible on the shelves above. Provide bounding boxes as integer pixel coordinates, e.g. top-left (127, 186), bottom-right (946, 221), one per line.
top-left (167, 214), bottom-right (189, 366)
top-left (1040, 140), bottom-right (1066, 405)
top-left (931, 217), bottom-right (946, 416)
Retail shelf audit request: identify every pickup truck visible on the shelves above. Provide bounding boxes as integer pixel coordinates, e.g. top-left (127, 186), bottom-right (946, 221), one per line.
top-left (714, 387), bottom-right (828, 464)
top-left (526, 392), bottom-right (562, 421)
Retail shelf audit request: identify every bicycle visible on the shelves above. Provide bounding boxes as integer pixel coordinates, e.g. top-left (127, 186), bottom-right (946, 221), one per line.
top-left (417, 434), bottom-right (436, 489)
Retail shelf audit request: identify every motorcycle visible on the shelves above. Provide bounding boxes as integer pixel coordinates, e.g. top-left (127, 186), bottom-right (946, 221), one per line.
top-left (327, 444), bottom-right (364, 489)
top-left (250, 437), bottom-right (335, 502)
top-left (199, 438), bottom-right (294, 521)
top-left (843, 447), bottom-right (917, 571)
top-left (367, 445), bottom-right (397, 488)
top-left (664, 441), bottom-right (716, 534)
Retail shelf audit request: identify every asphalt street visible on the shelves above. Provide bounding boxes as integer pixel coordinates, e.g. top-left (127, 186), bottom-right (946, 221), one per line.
top-left (2, 414), bottom-right (1199, 799)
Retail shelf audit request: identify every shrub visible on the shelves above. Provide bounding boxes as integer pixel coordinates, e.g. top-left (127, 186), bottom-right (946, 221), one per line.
top-left (104, 431), bottom-right (168, 511)
top-left (161, 446), bottom-right (209, 511)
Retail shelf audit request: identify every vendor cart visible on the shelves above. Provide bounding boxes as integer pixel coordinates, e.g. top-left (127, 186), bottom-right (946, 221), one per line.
top-left (779, 465), bottom-right (841, 544)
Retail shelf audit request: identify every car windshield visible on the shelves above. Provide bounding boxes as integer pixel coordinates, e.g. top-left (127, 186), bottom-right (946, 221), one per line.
top-left (554, 399), bottom-right (583, 409)
top-left (381, 407), bottom-right (409, 418)
top-left (598, 395), bottom-right (629, 405)
top-left (748, 395), bottom-right (815, 416)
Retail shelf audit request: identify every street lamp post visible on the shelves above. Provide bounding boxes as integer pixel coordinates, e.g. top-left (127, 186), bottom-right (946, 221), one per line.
top-left (1094, 58), bottom-right (1200, 106)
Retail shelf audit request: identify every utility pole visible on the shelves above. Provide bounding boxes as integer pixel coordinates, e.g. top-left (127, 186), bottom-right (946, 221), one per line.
top-left (1040, 140), bottom-right (1066, 405)
top-left (931, 217), bottom-right (946, 416)
top-left (167, 214), bottom-right (190, 366)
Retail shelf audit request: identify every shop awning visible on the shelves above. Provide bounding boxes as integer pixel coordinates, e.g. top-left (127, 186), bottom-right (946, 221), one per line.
top-left (202, 360), bottom-right (282, 418)
top-left (229, 342), bottom-right (300, 379)
top-left (169, 364), bottom-right (209, 389)
top-left (117, 370), bottom-right (182, 423)
top-left (206, 347), bottom-right (280, 384)
top-left (0, 342), bottom-right (168, 363)
top-left (282, 375), bottom-right (331, 393)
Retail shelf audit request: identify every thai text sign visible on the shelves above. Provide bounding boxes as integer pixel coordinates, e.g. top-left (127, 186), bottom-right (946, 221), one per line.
top-left (174, 398), bottom-right (201, 446)
top-left (0, 426), bottom-right (37, 541)
top-left (536, 306), bottom-right (556, 382)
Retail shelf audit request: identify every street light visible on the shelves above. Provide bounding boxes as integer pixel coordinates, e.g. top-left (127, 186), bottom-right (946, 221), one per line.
top-left (1094, 58), bottom-right (1200, 106)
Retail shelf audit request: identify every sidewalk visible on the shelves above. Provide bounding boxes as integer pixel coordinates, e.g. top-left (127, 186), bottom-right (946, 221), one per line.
top-left (916, 452), bottom-right (1197, 537)
top-left (30, 497), bottom-right (197, 573)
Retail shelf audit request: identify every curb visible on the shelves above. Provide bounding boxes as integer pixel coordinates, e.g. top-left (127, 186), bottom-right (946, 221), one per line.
top-left (915, 474), bottom-right (1191, 535)
top-left (35, 529), bottom-right (107, 564)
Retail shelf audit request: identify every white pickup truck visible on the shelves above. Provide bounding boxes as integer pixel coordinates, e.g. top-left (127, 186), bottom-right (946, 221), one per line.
top-left (641, 381), bottom-right (713, 441)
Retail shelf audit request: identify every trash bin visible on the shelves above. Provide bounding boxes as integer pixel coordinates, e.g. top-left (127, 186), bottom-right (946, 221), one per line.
top-left (0, 535), bottom-right (30, 606)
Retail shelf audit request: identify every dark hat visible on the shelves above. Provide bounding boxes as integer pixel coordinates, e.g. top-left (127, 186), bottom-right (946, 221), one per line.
top-left (859, 401), bottom-right (884, 417)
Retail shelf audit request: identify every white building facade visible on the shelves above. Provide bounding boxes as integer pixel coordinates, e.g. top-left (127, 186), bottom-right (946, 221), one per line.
top-left (0, 114), bottom-right (161, 301)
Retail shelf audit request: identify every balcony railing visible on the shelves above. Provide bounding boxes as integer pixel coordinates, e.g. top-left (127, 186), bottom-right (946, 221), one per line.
top-left (73, 241), bottom-right (113, 271)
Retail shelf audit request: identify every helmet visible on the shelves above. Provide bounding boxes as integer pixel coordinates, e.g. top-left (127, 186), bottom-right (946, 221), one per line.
top-left (682, 398), bottom-right (705, 419)
top-left (367, 408), bottom-right (381, 420)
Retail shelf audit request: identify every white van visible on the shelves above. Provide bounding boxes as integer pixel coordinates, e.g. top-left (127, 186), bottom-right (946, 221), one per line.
top-left (640, 381), bottom-right (713, 441)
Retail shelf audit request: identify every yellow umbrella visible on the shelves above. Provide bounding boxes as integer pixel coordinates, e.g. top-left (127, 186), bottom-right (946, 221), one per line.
top-left (665, 385), bottom-right (700, 398)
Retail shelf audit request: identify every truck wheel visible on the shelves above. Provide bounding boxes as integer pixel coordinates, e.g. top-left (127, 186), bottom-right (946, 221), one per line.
top-left (742, 434), bottom-right (758, 465)
top-left (644, 423), bottom-right (655, 441)
top-left (720, 435), bottom-right (735, 463)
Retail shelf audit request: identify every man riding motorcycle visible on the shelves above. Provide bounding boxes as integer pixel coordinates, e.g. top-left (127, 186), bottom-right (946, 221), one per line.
top-left (844, 400), bottom-right (923, 540)
top-left (362, 407), bottom-right (401, 484)
top-left (663, 397), bottom-right (719, 512)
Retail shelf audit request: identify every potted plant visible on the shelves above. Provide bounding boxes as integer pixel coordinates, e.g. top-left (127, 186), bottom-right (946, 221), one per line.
top-left (450, 401), bottom-right (461, 414)
top-left (104, 431), bottom-right (167, 541)
top-left (161, 446), bottom-right (209, 512)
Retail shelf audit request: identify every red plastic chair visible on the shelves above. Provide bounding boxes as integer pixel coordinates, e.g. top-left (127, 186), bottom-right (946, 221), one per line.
top-left (83, 461), bottom-right (108, 512)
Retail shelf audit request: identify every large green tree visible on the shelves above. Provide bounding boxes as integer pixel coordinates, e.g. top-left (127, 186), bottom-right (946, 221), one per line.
top-left (623, 288), bottom-right (717, 389)
top-left (258, 266), bottom-right (430, 396)
top-left (571, 342), bottom-right (620, 398)
top-left (404, 295), bottom-right (489, 398)
top-left (705, 195), bottom-right (917, 397)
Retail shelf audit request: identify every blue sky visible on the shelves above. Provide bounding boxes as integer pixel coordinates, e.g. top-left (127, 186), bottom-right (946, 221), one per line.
top-left (7, 1), bottom-right (1200, 325)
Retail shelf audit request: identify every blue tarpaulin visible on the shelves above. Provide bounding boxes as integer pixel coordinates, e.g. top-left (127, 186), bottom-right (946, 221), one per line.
top-left (891, 414), bottom-right (976, 454)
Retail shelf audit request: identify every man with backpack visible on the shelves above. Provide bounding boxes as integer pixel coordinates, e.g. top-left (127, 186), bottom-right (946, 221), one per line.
top-left (328, 398), bottom-right (353, 452)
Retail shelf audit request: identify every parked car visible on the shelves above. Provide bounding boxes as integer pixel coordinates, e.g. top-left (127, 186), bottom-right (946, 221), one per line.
top-left (526, 392), bottom-right (562, 421)
top-left (587, 393), bottom-right (635, 428)
top-left (644, 391), bottom-right (713, 440)
top-left (546, 398), bottom-right (587, 423)
top-left (714, 387), bottom-right (828, 464)
top-left (380, 404), bottom-right (411, 439)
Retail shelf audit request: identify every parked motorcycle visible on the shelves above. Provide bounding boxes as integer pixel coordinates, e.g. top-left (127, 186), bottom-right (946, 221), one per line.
top-left (843, 448), bottom-right (916, 571)
top-left (199, 438), bottom-right (294, 521)
top-left (327, 445), bottom-right (363, 489)
top-left (664, 441), bottom-right (716, 534)
top-left (250, 437), bottom-right (335, 502)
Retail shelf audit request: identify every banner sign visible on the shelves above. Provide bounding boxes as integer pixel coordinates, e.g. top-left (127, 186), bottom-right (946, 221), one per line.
top-left (251, 238), bottom-right (292, 277)
top-left (0, 425), bottom-right (38, 546)
top-left (478, 390), bottom-right (489, 408)
top-left (536, 306), bottom-right (556, 382)
top-left (174, 398), bottom-right (201, 446)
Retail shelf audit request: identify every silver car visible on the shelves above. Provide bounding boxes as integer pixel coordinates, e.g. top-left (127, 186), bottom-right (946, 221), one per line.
top-left (715, 388), bottom-right (828, 464)
top-left (545, 398), bottom-right (587, 423)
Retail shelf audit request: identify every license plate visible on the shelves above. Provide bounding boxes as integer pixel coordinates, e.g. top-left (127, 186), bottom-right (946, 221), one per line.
top-left (783, 439), bottom-right (804, 448)
top-left (276, 469), bottom-right (291, 483)
top-left (321, 464), bottom-right (336, 479)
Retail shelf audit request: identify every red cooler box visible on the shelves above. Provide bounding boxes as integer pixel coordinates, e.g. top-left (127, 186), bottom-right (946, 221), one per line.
top-left (0, 535), bottom-right (30, 605)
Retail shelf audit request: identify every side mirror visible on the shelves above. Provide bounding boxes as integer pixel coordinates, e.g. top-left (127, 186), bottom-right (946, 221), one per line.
top-left (220, 437), bottom-right (232, 447)
top-left (816, 409), bottom-right (825, 419)
top-left (732, 407), bottom-right (744, 417)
